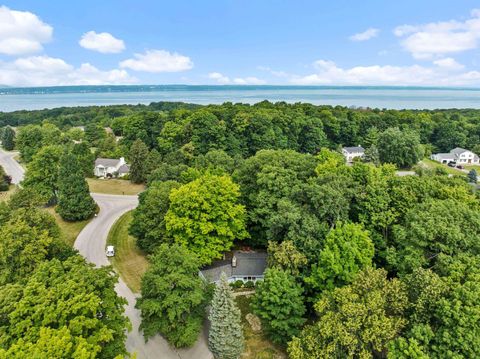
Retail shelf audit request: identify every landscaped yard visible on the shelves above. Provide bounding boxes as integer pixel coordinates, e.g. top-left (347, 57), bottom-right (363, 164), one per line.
top-left (421, 158), bottom-right (466, 176)
top-left (106, 210), bottom-right (149, 292)
top-left (236, 295), bottom-right (286, 359)
top-left (44, 207), bottom-right (91, 246)
top-left (87, 178), bottom-right (145, 195)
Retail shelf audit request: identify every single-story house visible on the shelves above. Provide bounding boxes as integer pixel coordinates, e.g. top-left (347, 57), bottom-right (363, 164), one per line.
top-left (431, 147), bottom-right (479, 165)
top-left (94, 157), bottom-right (130, 178)
top-left (200, 251), bottom-right (267, 284)
top-left (342, 146), bottom-right (365, 163)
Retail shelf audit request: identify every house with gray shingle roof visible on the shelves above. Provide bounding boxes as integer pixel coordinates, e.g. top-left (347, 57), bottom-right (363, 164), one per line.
top-left (342, 146), bottom-right (365, 163)
top-left (431, 147), bottom-right (479, 165)
top-left (200, 251), bottom-right (267, 284)
top-left (94, 157), bottom-right (129, 178)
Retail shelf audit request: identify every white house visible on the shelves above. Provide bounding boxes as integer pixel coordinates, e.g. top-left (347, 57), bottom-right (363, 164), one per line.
top-left (199, 251), bottom-right (267, 284)
top-left (431, 147), bottom-right (479, 165)
top-left (342, 146), bottom-right (365, 163)
top-left (94, 157), bottom-right (130, 178)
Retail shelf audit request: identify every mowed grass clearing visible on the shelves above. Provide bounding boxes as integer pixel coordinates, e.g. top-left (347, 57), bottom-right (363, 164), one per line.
top-left (236, 295), bottom-right (286, 359)
top-left (87, 178), bottom-right (145, 195)
top-left (107, 210), bottom-right (149, 293)
top-left (421, 158), bottom-right (466, 176)
top-left (44, 206), bottom-right (91, 246)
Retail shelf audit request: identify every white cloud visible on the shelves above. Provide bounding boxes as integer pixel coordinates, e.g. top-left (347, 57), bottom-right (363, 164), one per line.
top-left (394, 9), bottom-right (480, 59)
top-left (290, 59), bottom-right (480, 86)
top-left (0, 55), bottom-right (137, 86)
top-left (257, 65), bottom-right (289, 78)
top-left (120, 50), bottom-right (193, 72)
top-left (208, 72), bottom-right (266, 85)
top-left (79, 31), bottom-right (125, 53)
top-left (0, 6), bottom-right (53, 55)
top-left (208, 72), bottom-right (230, 84)
top-left (433, 57), bottom-right (464, 70)
top-left (349, 28), bottom-right (379, 41)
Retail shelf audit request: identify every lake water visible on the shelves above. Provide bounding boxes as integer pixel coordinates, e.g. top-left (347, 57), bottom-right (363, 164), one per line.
top-left (1, 85), bottom-right (480, 112)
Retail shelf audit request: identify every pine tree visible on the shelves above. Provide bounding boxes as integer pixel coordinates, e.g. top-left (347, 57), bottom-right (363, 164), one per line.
top-left (129, 139), bottom-right (149, 183)
top-left (56, 152), bottom-right (96, 221)
top-left (208, 273), bottom-right (244, 359)
top-left (468, 169), bottom-right (477, 183)
top-left (1, 126), bottom-right (15, 151)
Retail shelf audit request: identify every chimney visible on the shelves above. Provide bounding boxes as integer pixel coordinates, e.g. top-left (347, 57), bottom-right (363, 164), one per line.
top-left (232, 255), bottom-right (237, 268)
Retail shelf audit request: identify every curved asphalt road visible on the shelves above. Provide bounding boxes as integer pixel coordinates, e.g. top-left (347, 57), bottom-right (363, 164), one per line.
top-left (0, 149), bottom-right (24, 184)
top-left (0, 149), bottom-right (211, 359)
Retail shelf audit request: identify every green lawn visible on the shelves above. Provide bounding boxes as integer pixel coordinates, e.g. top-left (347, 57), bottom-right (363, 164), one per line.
top-left (87, 178), bottom-right (145, 195)
top-left (106, 211), bottom-right (149, 293)
top-left (236, 295), bottom-right (286, 359)
top-left (421, 158), bottom-right (466, 176)
top-left (464, 164), bottom-right (480, 171)
top-left (44, 207), bottom-right (91, 246)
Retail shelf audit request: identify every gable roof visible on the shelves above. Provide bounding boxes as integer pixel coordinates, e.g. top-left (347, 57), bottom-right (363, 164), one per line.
top-left (343, 146), bottom-right (365, 153)
top-left (450, 147), bottom-right (470, 155)
top-left (95, 158), bottom-right (121, 167)
top-left (200, 251), bottom-right (267, 282)
top-left (118, 164), bottom-right (130, 174)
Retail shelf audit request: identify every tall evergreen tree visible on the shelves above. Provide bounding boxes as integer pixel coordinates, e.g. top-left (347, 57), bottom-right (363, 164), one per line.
top-left (1, 126), bottom-right (16, 150)
top-left (208, 273), bottom-right (244, 359)
top-left (129, 139), bottom-right (149, 183)
top-left (468, 169), bottom-right (477, 183)
top-left (56, 152), bottom-right (96, 221)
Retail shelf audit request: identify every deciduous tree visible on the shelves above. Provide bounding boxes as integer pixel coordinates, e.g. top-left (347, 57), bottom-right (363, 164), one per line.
top-left (165, 174), bottom-right (248, 265)
top-left (252, 268), bottom-right (306, 344)
top-left (0, 256), bottom-right (129, 359)
top-left (288, 268), bottom-right (408, 359)
top-left (306, 222), bottom-right (374, 292)
top-left (22, 145), bottom-right (62, 204)
top-left (136, 244), bottom-right (207, 347)
top-left (129, 180), bottom-right (180, 253)
top-left (378, 127), bottom-right (423, 168)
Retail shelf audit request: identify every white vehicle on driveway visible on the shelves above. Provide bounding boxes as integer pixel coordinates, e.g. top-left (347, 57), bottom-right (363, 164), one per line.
top-left (106, 245), bottom-right (115, 257)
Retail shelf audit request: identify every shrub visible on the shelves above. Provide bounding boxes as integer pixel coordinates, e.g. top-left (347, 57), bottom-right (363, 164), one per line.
top-left (244, 280), bottom-right (255, 289)
top-left (231, 280), bottom-right (244, 289)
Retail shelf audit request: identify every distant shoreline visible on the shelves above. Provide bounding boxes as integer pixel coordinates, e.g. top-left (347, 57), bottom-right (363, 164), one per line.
top-left (2, 86), bottom-right (480, 112)
top-left (2, 84), bottom-right (480, 95)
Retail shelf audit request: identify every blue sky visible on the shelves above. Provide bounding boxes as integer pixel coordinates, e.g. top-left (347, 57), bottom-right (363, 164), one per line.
top-left (1, 0), bottom-right (480, 86)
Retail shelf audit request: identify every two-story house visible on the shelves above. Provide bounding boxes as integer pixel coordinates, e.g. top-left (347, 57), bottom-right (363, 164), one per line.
top-left (431, 147), bottom-right (479, 165)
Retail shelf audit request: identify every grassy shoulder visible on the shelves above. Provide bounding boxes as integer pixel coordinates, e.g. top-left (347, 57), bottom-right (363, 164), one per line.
top-left (44, 206), bottom-right (91, 246)
top-left (421, 158), bottom-right (466, 176)
top-left (87, 178), bottom-right (145, 195)
top-left (106, 210), bottom-right (149, 293)
top-left (236, 295), bottom-right (286, 359)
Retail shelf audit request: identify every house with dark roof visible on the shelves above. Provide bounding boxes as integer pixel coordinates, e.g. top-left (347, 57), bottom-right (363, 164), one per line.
top-left (342, 146), bottom-right (365, 163)
top-left (200, 251), bottom-right (267, 283)
top-left (94, 157), bottom-right (130, 178)
top-left (431, 147), bottom-right (479, 165)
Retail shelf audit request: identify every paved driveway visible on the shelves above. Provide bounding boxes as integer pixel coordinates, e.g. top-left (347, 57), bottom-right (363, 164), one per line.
top-left (0, 149), bottom-right (24, 184)
top-left (76, 193), bottom-right (212, 359)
